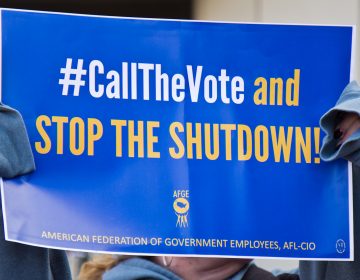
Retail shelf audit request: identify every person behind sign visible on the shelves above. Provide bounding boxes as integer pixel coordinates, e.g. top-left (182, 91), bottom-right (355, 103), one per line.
top-left (78, 254), bottom-right (299, 280)
top-left (300, 81), bottom-right (360, 279)
top-left (0, 103), bottom-right (72, 280)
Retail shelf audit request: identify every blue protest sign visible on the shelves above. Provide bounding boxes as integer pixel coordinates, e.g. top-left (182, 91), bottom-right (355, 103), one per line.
top-left (0, 9), bottom-right (354, 260)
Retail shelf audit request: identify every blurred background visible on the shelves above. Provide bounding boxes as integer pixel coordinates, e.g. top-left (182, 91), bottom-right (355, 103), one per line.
top-left (0, 0), bottom-right (358, 278)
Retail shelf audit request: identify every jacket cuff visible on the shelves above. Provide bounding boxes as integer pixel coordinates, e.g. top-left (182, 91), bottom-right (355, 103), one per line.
top-left (319, 81), bottom-right (360, 165)
top-left (0, 103), bottom-right (35, 178)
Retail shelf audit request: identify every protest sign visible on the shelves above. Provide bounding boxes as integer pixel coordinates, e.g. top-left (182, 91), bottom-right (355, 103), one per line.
top-left (0, 9), bottom-right (355, 260)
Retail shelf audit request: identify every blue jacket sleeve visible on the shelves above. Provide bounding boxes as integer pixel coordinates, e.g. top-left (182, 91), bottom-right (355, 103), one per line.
top-left (0, 103), bottom-right (71, 280)
top-left (0, 103), bottom-right (35, 178)
top-left (319, 81), bottom-right (360, 166)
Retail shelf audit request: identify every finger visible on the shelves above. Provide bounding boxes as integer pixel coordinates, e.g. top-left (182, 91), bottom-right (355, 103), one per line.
top-left (335, 112), bottom-right (359, 132)
top-left (337, 119), bottom-right (360, 145)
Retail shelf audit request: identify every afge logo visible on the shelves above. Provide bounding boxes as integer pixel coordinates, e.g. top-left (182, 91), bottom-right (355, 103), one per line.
top-left (173, 190), bottom-right (190, 227)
